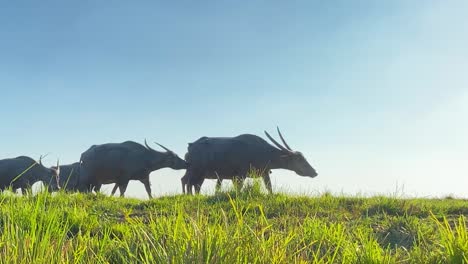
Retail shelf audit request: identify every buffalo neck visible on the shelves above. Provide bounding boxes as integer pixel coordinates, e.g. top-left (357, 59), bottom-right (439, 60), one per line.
top-left (268, 148), bottom-right (290, 170)
top-left (148, 150), bottom-right (169, 171)
top-left (32, 164), bottom-right (51, 182)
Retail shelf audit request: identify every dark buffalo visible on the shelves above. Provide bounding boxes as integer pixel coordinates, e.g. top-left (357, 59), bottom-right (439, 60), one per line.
top-left (0, 156), bottom-right (60, 194)
top-left (184, 127), bottom-right (318, 194)
top-left (79, 140), bottom-right (187, 198)
top-left (51, 162), bottom-right (106, 193)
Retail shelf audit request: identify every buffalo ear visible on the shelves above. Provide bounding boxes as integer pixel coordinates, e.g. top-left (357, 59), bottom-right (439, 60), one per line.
top-left (280, 152), bottom-right (295, 158)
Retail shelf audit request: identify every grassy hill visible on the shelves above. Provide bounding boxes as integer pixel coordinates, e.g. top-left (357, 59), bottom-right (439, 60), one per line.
top-left (0, 184), bottom-right (467, 263)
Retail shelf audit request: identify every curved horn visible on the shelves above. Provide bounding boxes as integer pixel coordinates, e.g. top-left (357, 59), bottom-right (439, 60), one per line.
top-left (155, 142), bottom-right (172, 152)
top-left (277, 126), bottom-right (292, 151)
top-left (144, 139), bottom-right (157, 152)
top-left (39, 153), bottom-right (51, 165)
top-left (264, 130), bottom-right (290, 152)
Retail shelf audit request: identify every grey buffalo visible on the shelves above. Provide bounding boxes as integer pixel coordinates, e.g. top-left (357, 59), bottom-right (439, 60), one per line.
top-left (0, 156), bottom-right (60, 194)
top-left (184, 127), bottom-right (318, 194)
top-left (79, 140), bottom-right (187, 198)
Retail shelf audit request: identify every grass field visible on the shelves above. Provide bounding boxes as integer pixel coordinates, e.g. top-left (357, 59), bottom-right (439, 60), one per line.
top-left (0, 182), bottom-right (467, 263)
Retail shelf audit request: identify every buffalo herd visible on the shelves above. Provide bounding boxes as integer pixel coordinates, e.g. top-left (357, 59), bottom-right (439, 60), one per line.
top-left (0, 128), bottom-right (318, 197)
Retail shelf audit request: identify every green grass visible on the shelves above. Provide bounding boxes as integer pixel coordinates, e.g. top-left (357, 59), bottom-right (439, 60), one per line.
top-left (0, 183), bottom-right (467, 263)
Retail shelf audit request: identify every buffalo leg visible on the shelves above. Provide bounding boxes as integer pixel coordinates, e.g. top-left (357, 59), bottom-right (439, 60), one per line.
top-left (194, 179), bottom-right (204, 194)
top-left (194, 183), bottom-right (202, 194)
top-left (118, 182), bottom-right (129, 197)
top-left (262, 174), bottom-right (273, 194)
top-left (181, 173), bottom-right (188, 194)
top-left (186, 177), bottom-right (198, 195)
top-left (140, 178), bottom-right (153, 199)
top-left (215, 179), bottom-right (223, 192)
top-left (94, 184), bottom-right (102, 193)
top-left (233, 177), bottom-right (244, 192)
top-left (21, 187), bottom-right (31, 195)
top-left (187, 182), bottom-right (193, 195)
top-left (181, 180), bottom-right (186, 194)
top-left (110, 184), bottom-right (119, 196)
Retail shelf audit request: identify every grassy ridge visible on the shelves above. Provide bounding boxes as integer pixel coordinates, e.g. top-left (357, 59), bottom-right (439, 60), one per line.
top-left (0, 185), bottom-right (467, 263)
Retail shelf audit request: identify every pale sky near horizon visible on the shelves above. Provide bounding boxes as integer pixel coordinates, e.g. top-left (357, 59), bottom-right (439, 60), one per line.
top-left (1, 1), bottom-right (467, 199)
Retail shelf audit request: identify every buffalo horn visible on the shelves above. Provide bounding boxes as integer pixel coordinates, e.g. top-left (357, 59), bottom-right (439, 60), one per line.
top-left (264, 130), bottom-right (291, 153)
top-left (277, 126), bottom-right (292, 151)
top-left (56, 159), bottom-right (60, 174)
top-left (155, 142), bottom-right (172, 153)
top-left (144, 139), bottom-right (157, 152)
top-left (39, 153), bottom-right (51, 165)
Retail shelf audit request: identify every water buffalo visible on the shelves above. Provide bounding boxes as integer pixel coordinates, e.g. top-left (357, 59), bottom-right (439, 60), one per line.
top-left (184, 127), bottom-right (318, 194)
top-left (79, 140), bottom-right (187, 198)
top-left (0, 156), bottom-right (60, 194)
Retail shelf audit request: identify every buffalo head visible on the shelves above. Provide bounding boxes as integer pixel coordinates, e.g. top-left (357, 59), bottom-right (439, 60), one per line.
top-left (265, 127), bottom-right (318, 178)
top-left (145, 140), bottom-right (187, 170)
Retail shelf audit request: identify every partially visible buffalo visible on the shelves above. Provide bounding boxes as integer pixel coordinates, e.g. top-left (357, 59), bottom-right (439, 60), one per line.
top-left (79, 140), bottom-right (187, 198)
top-left (54, 162), bottom-right (90, 192)
top-left (184, 127), bottom-right (318, 194)
top-left (0, 156), bottom-right (60, 193)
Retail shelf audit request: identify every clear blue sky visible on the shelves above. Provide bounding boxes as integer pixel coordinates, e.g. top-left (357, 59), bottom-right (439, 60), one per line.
top-left (1, 1), bottom-right (467, 198)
